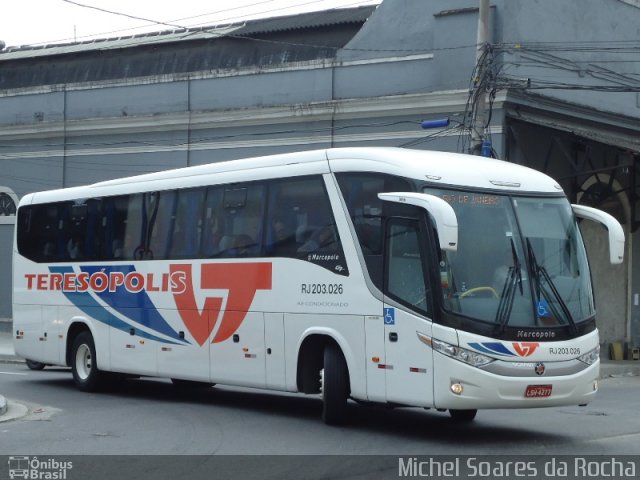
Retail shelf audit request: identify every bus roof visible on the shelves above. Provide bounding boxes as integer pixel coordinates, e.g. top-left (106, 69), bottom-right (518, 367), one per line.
top-left (326, 148), bottom-right (562, 194)
top-left (21, 147), bottom-right (563, 206)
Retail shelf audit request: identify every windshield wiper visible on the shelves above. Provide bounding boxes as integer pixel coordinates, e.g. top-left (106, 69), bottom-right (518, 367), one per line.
top-left (495, 237), bottom-right (523, 334)
top-left (526, 238), bottom-right (578, 334)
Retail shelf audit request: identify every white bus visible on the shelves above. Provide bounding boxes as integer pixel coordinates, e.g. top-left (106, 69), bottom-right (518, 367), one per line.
top-left (13, 147), bottom-right (624, 424)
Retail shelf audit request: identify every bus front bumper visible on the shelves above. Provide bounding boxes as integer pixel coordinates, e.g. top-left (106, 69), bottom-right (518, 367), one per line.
top-left (433, 355), bottom-right (599, 410)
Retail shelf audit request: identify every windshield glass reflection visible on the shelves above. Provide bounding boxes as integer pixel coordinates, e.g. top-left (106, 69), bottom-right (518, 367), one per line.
top-left (425, 189), bottom-right (594, 328)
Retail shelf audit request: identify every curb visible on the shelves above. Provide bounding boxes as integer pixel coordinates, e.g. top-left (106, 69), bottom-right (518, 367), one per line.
top-left (600, 362), bottom-right (640, 378)
top-left (0, 395), bottom-right (6, 417)
top-left (0, 356), bottom-right (24, 364)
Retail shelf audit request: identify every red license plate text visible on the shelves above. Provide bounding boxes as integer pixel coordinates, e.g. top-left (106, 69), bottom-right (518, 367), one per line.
top-left (525, 384), bottom-right (552, 398)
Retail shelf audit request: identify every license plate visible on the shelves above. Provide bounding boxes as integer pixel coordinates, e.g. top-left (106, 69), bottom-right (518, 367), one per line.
top-left (525, 384), bottom-right (552, 398)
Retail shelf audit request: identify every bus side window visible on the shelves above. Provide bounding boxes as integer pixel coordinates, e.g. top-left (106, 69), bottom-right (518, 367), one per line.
top-left (265, 179), bottom-right (308, 257)
top-left (168, 188), bottom-right (206, 259)
top-left (336, 172), bottom-right (413, 288)
top-left (145, 190), bottom-right (176, 260)
top-left (84, 200), bottom-right (103, 260)
top-left (20, 204), bottom-right (54, 262)
top-left (265, 176), bottom-right (348, 275)
top-left (102, 194), bottom-right (144, 261)
top-left (65, 201), bottom-right (90, 261)
top-left (104, 195), bottom-right (129, 260)
top-left (217, 184), bottom-right (265, 258)
top-left (202, 188), bottom-right (225, 257)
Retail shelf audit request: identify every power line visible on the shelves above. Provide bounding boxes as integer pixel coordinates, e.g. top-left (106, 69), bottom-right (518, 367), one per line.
top-left (49, 0), bottom-right (279, 44)
top-left (7, 1), bottom-right (479, 56)
top-left (186, 0), bottom-right (349, 28)
top-left (61, 0), bottom-right (332, 31)
top-left (60, 0), bottom-right (185, 30)
top-left (43, 0), bottom-right (377, 48)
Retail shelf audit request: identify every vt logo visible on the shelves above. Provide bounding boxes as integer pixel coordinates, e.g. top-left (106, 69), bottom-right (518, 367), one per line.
top-left (170, 263), bottom-right (272, 346)
top-left (512, 342), bottom-right (539, 357)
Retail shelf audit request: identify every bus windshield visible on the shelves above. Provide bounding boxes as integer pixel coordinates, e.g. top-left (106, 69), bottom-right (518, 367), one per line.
top-left (425, 189), bottom-right (594, 329)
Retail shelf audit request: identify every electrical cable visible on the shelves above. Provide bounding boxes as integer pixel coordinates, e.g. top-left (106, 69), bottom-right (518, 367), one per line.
top-left (38, 0), bottom-right (377, 48)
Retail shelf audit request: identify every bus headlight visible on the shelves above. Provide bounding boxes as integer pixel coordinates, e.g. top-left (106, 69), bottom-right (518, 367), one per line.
top-left (426, 336), bottom-right (494, 367)
top-left (577, 345), bottom-right (600, 365)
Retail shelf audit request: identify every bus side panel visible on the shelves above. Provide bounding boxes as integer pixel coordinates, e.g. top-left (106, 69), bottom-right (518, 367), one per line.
top-left (364, 315), bottom-right (386, 402)
top-left (284, 314), bottom-right (366, 400)
top-left (156, 308), bottom-right (210, 383)
top-left (13, 304), bottom-right (44, 363)
top-left (265, 312), bottom-right (286, 390)
top-left (382, 307), bottom-right (434, 408)
top-left (41, 305), bottom-right (61, 364)
top-left (211, 311), bottom-right (266, 388)
top-left (108, 311), bottom-right (158, 376)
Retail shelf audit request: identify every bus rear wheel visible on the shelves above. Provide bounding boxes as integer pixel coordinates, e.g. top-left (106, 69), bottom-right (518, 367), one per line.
top-left (25, 359), bottom-right (46, 370)
top-left (449, 409), bottom-right (477, 422)
top-left (321, 343), bottom-right (350, 425)
top-left (71, 331), bottom-right (105, 392)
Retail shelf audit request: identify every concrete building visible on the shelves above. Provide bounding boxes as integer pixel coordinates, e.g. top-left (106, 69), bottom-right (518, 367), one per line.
top-left (1, 0), bottom-right (639, 357)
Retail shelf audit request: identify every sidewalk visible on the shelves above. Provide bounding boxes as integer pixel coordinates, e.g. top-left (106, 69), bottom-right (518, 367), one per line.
top-left (0, 322), bottom-right (18, 417)
top-left (0, 321), bottom-right (19, 364)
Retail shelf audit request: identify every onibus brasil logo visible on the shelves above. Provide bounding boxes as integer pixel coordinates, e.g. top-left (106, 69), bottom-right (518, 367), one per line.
top-left (8, 456), bottom-right (72, 480)
top-left (25, 262), bottom-right (272, 346)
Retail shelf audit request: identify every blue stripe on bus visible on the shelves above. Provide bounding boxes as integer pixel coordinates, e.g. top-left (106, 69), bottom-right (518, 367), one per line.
top-left (79, 265), bottom-right (188, 344)
top-left (468, 342), bottom-right (516, 357)
top-left (49, 266), bottom-right (187, 345)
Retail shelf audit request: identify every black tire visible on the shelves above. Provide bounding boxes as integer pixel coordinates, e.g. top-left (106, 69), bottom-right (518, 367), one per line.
top-left (25, 359), bottom-right (46, 370)
top-left (170, 378), bottom-right (215, 389)
top-left (449, 409), bottom-right (477, 422)
top-left (71, 331), bottom-right (106, 392)
top-left (321, 342), bottom-right (350, 425)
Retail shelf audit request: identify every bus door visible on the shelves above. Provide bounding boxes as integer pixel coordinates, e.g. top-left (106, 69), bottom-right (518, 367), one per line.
top-left (382, 217), bottom-right (434, 407)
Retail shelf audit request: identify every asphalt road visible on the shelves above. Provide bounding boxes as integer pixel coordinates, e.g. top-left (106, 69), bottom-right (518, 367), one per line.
top-left (1, 363), bottom-right (639, 458)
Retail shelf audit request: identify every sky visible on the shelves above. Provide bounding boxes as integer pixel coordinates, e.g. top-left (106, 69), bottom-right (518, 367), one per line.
top-left (0, 0), bottom-right (381, 48)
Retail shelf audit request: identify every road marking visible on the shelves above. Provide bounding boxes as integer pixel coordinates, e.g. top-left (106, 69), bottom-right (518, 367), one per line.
top-left (585, 431), bottom-right (640, 442)
top-left (0, 371), bottom-right (27, 376)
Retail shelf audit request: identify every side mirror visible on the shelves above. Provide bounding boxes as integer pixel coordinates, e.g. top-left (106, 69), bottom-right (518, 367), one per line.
top-left (378, 192), bottom-right (458, 252)
top-left (572, 204), bottom-right (625, 264)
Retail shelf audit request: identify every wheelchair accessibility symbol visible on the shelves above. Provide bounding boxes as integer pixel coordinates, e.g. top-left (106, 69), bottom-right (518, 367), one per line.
top-left (537, 300), bottom-right (551, 318)
top-left (384, 308), bottom-right (395, 325)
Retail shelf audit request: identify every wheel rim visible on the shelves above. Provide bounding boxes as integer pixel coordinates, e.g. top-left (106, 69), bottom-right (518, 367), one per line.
top-left (75, 344), bottom-right (92, 380)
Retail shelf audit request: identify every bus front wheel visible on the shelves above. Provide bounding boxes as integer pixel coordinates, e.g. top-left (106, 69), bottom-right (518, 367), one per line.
top-left (449, 409), bottom-right (477, 422)
top-left (71, 331), bottom-right (105, 392)
top-left (321, 343), bottom-right (350, 425)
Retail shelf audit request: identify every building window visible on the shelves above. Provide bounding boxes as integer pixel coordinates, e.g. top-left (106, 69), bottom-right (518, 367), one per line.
top-left (0, 190), bottom-right (18, 225)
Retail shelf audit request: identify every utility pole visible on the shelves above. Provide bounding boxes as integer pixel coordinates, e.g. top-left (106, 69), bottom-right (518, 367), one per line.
top-left (471, 0), bottom-right (490, 156)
